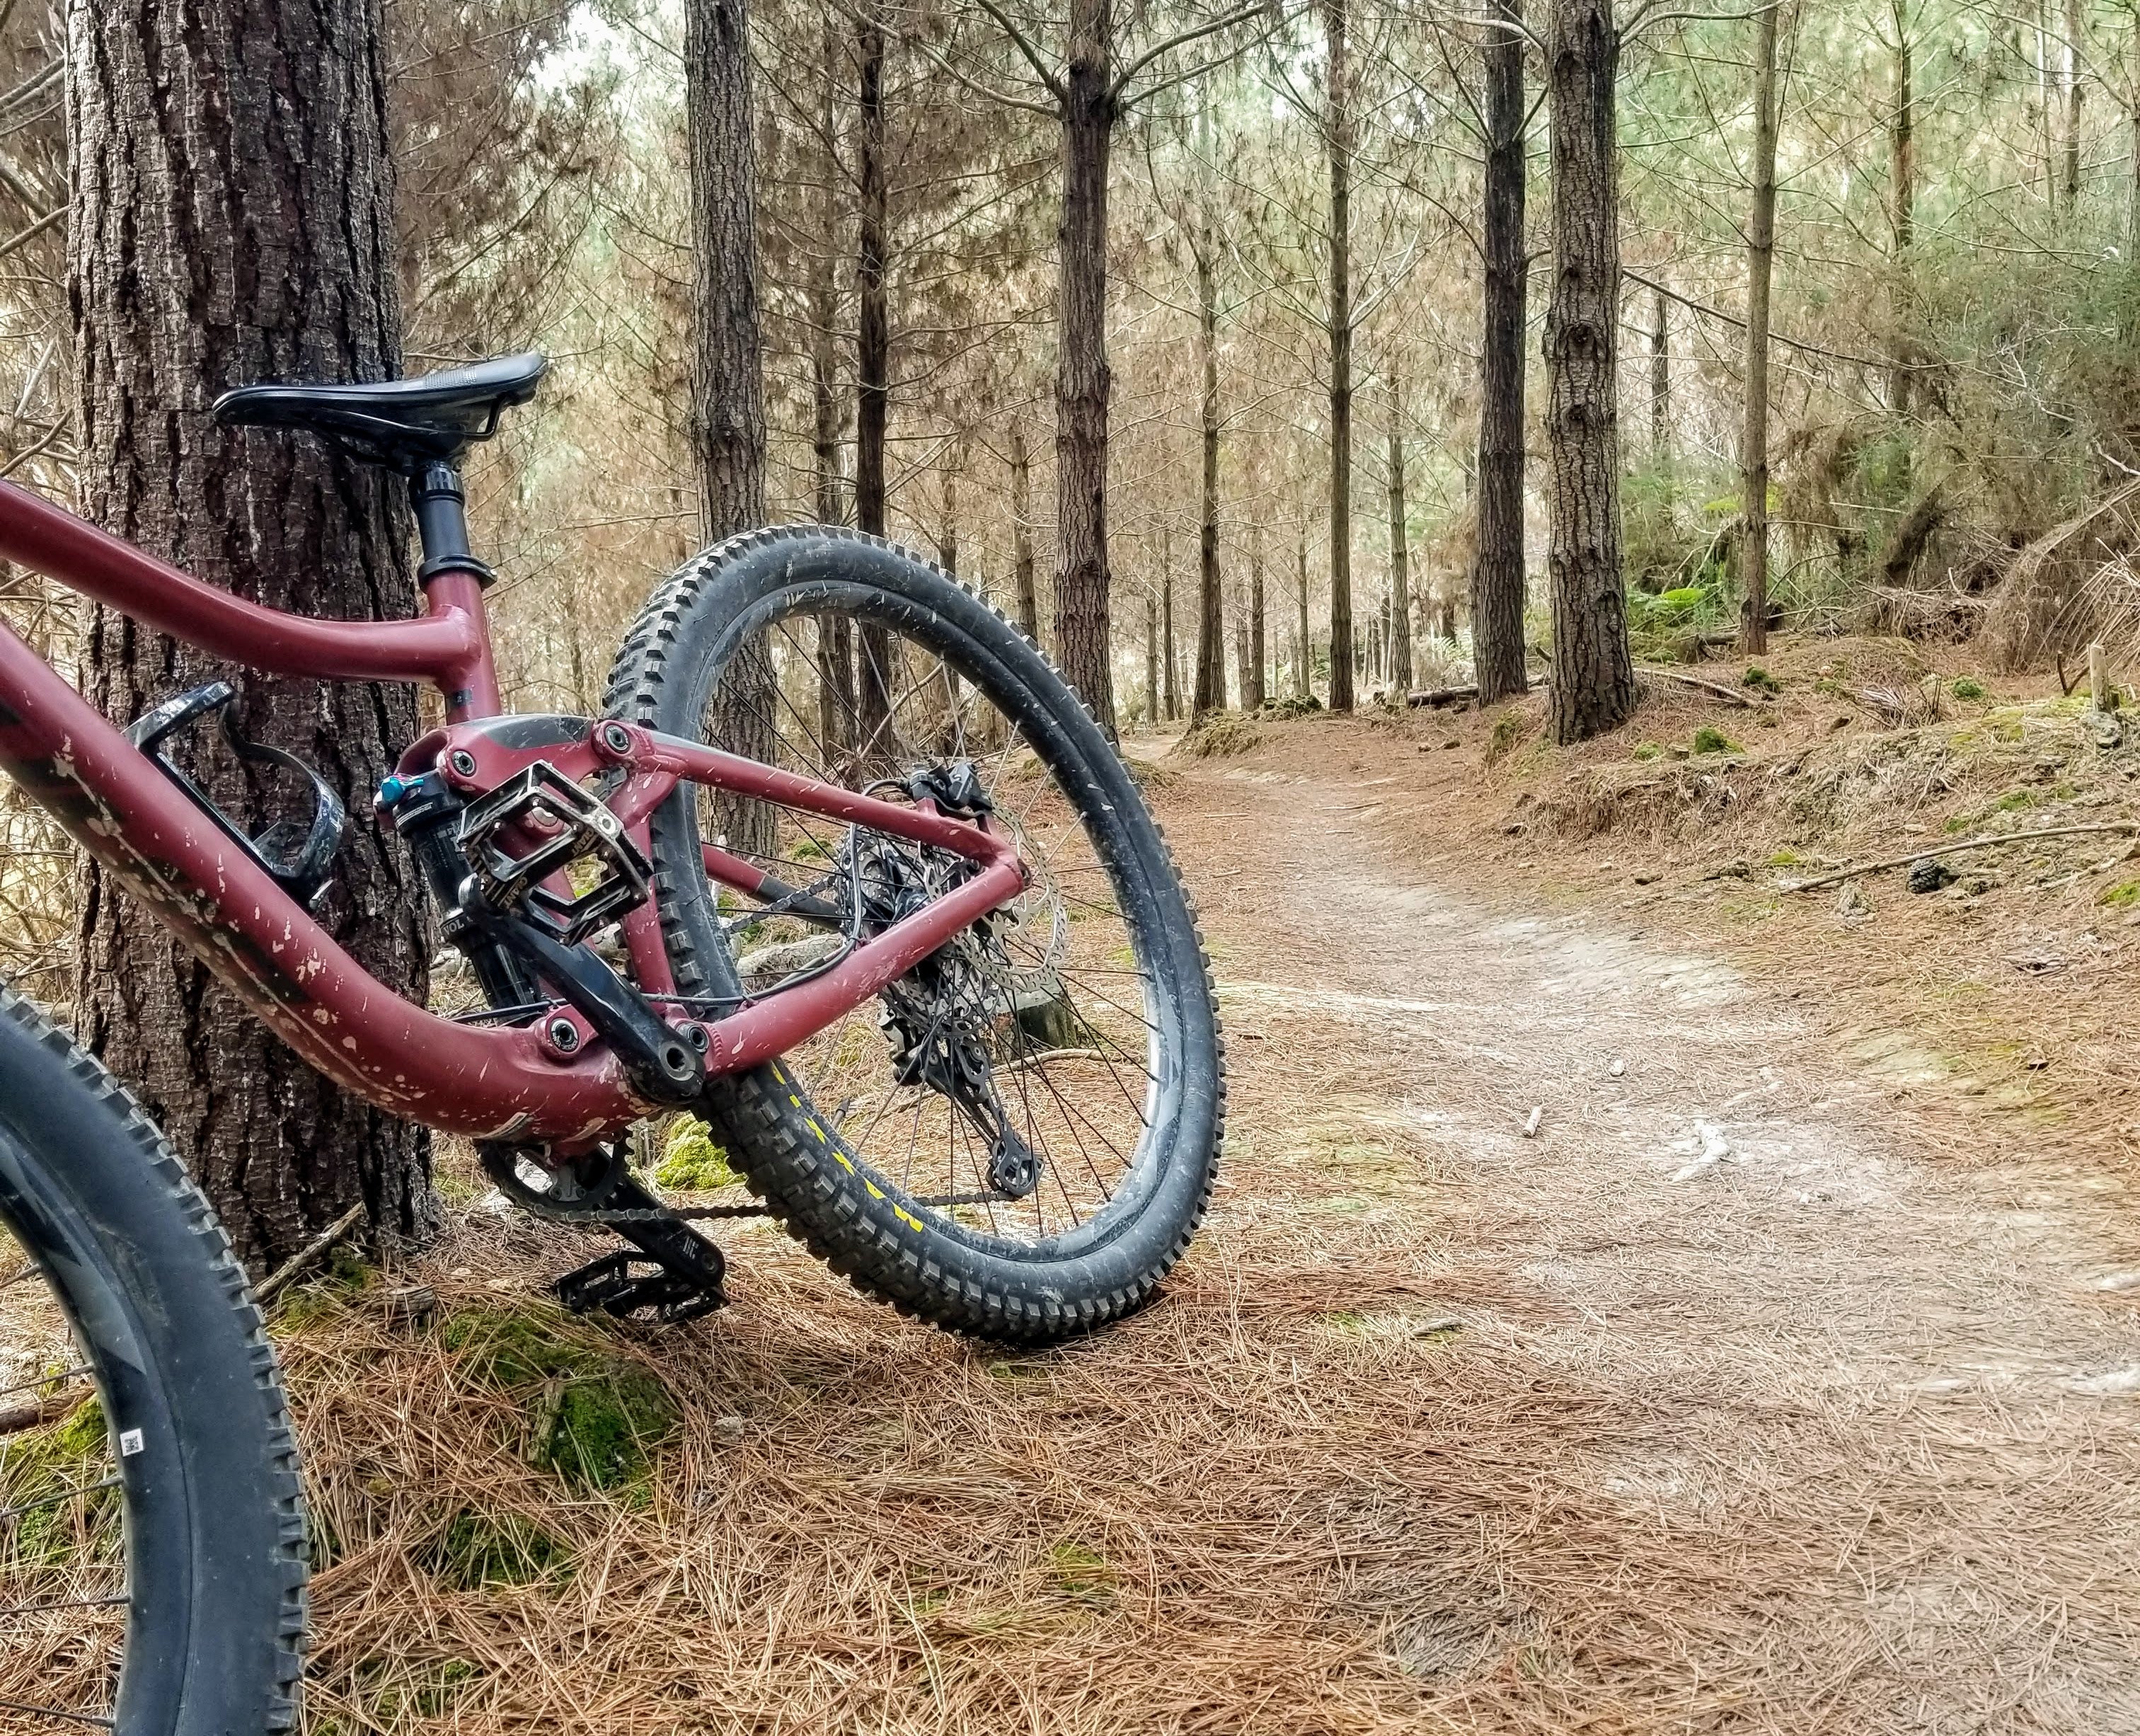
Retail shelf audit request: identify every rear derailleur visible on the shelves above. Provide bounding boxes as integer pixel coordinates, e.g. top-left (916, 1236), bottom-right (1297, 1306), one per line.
top-left (851, 766), bottom-right (1040, 1202)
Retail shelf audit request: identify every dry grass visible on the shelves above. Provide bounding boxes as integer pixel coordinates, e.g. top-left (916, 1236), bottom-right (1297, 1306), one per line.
top-left (16, 657), bottom-right (2140, 1733)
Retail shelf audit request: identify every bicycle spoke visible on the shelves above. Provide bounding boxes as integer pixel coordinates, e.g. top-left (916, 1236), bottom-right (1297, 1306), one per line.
top-left (691, 591), bottom-right (1190, 1258)
top-left (0, 1476), bottom-right (121, 1527)
top-left (0, 1699), bottom-right (113, 1729)
top-left (0, 1366), bottom-right (89, 1405)
top-left (0, 1596), bottom-right (128, 1619)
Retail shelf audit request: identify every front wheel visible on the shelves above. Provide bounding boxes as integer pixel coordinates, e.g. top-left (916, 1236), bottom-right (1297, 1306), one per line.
top-left (0, 986), bottom-right (307, 1732)
top-left (605, 527), bottom-right (1224, 1342)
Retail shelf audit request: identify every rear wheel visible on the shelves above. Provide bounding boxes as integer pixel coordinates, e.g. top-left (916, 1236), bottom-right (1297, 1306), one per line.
top-left (0, 987), bottom-right (306, 1733)
top-left (606, 527), bottom-right (1224, 1342)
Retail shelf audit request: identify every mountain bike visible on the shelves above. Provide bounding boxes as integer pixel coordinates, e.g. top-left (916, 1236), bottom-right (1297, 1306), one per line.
top-left (0, 352), bottom-right (1223, 1732)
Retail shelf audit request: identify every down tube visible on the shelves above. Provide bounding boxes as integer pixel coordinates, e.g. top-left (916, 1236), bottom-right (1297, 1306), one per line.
top-left (0, 625), bottom-right (643, 1140)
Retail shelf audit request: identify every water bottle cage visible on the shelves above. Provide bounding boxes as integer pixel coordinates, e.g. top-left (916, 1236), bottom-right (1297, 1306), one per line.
top-left (127, 681), bottom-right (347, 910)
top-left (453, 759), bottom-right (651, 946)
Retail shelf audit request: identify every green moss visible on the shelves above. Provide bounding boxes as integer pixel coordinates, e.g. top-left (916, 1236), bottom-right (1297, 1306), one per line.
top-left (1766, 848), bottom-right (1804, 867)
top-left (0, 1395), bottom-right (119, 1567)
top-left (1742, 664), bottom-right (1782, 694)
top-left (536, 1364), bottom-right (674, 1492)
top-left (1046, 1541), bottom-right (1117, 1606)
top-left (361, 1657), bottom-right (484, 1721)
top-left (1632, 741), bottom-right (1662, 761)
top-left (1951, 677), bottom-right (1987, 701)
top-left (425, 1510), bottom-right (570, 1590)
top-left (442, 1301), bottom-right (591, 1388)
top-left (442, 1301), bottom-right (677, 1493)
top-left (2098, 880), bottom-right (2140, 909)
top-left (652, 1117), bottom-right (737, 1192)
top-left (1486, 711), bottom-right (1527, 764)
top-left (1691, 725), bottom-right (1742, 755)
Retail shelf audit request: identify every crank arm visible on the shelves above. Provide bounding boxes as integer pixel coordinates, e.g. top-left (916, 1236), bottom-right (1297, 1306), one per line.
top-left (456, 887), bottom-right (705, 1105)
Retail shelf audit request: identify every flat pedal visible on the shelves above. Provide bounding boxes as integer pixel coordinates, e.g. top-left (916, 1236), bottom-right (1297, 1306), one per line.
top-left (554, 1248), bottom-right (725, 1325)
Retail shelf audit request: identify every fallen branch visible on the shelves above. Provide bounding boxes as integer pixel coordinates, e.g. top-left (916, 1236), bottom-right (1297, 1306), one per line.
top-left (1636, 665), bottom-right (1761, 708)
top-left (1406, 674), bottom-right (1549, 708)
top-left (1780, 822), bottom-right (2140, 893)
top-left (254, 1201), bottom-right (367, 1305)
top-left (0, 1390), bottom-right (77, 1437)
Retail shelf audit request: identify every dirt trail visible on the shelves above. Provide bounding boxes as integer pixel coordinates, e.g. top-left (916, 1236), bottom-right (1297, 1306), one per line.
top-left (1166, 754), bottom-right (2140, 1731)
top-left (260, 735), bottom-right (2140, 1735)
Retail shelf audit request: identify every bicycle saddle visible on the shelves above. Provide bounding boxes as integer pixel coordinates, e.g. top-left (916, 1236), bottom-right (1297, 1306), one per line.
top-left (212, 351), bottom-right (548, 471)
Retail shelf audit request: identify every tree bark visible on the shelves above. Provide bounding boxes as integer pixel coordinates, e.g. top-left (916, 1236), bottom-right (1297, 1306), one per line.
top-left (1295, 527), bottom-right (1313, 698)
top-left (1741, 0), bottom-right (1783, 655)
top-left (853, 3), bottom-right (893, 751)
top-left (810, 12), bottom-right (853, 755)
top-left (1888, 4), bottom-right (1914, 413)
top-left (686, 0), bottom-right (766, 540)
top-left (1054, 0), bottom-right (1119, 733)
top-left (1473, 0), bottom-right (1530, 704)
top-left (1543, 0), bottom-right (1636, 742)
top-left (1650, 282), bottom-right (1669, 457)
top-left (69, 0), bottom-right (430, 1270)
top-left (686, 0), bottom-right (775, 849)
top-left (1249, 530), bottom-right (1267, 707)
top-left (1192, 233), bottom-right (1226, 717)
top-left (2130, 18), bottom-right (2140, 258)
top-left (1161, 528), bottom-right (1179, 722)
top-left (1010, 420), bottom-right (1040, 643)
top-left (1323, 0), bottom-right (1355, 713)
top-left (2063, 0), bottom-right (2083, 213)
top-left (1144, 588), bottom-right (1158, 725)
top-left (1386, 372), bottom-right (1413, 694)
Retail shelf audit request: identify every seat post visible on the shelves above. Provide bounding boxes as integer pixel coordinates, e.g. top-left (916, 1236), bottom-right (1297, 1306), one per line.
top-left (408, 461), bottom-right (493, 586)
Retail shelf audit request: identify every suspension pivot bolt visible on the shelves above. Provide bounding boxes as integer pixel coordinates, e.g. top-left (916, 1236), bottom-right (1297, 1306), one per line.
top-left (543, 1016), bottom-right (582, 1055)
top-left (597, 720), bottom-right (633, 757)
top-left (447, 748), bottom-right (479, 780)
top-left (680, 1021), bottom-right (709, 1053)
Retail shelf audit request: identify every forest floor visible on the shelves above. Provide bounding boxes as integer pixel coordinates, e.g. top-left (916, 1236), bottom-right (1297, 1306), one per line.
top-left (25, 633), bottom-right (2140, 1732)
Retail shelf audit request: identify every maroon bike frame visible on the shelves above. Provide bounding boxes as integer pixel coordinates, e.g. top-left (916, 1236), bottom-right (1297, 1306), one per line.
top-left (0, 478), bottom-right (1025, 1146)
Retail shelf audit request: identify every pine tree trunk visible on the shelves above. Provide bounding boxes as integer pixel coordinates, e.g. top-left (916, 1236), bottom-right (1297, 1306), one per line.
top-left (687, 0), bottom-right (766, 540)
top-left (1248, 531), bottom-right (1267, 708)
top-left (2064, 0), bottom-right (2083, 212)
top-left (686, 0), bottom-right (774, 853)
top-left (1473, 0), bottom-right (1530, 704)
top-left (1192, 238), bottom-right (1226, 718)
top-left (69, 0), bottom-right (430, 1270)
top-left (1650, 284), bottom-right (1669, 456)
top-left (1295, 529), bottom-right (1313, 698)
top-left (2130, 24), bottom-right (2140, 258)
top-left (811, 12), bottom-right (853, 754)
top-left (853, 4), bottom-right (893, 752)
top-left (1741, 0), bottom-right (1781, 656)
top-left (1054, 0), bottom-right (1119, 734)
top-left (1161, 530), bottom-right (1179, 722)
top-left (1386, 374), bottom-right (1413, 694)
top-left (1323, 0), bottom-right (1355, 713)
top-left (1144, 590), bottom-right (1158, 725)
top-left (1011, 422), bottom-right (1040, 643)
top-left (1543, 0), bottom-right (1636, 743)
top-left (1888, 6), bottom-right (1914, 413)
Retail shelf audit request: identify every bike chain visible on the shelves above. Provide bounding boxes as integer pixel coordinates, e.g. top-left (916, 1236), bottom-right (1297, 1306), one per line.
top-left (512, 1190), bottom-right (1008, 1226)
